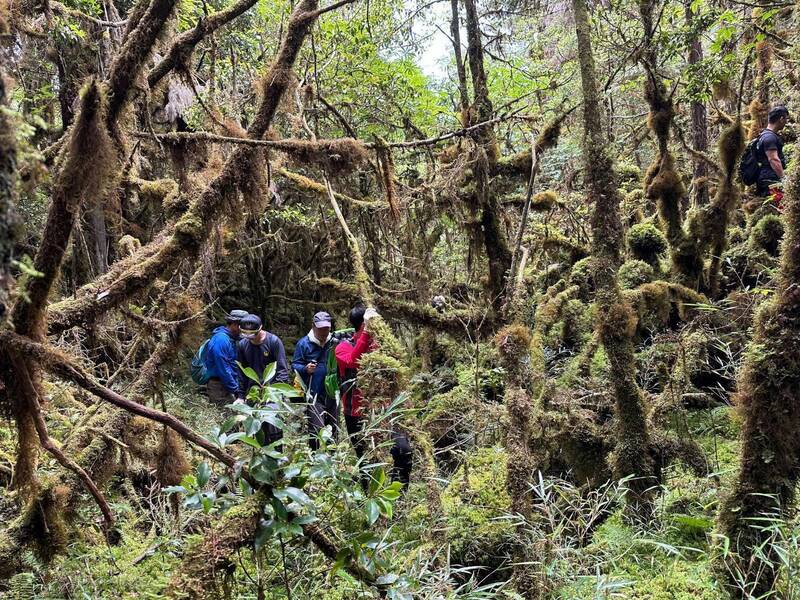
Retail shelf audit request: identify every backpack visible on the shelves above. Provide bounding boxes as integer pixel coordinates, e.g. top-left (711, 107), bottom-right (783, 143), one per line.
top-left (324, 329), bottom-right (355, 399)
top-left (190, 339), bottom-right (211, 385)
top-left (739, 132), bottom-right (764, 186)
top-left (324, 338), bottom-right (341, 399)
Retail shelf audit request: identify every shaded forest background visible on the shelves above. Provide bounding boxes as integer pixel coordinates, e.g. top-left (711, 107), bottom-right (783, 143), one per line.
top-left (1, 0), bottom-right (800, 597)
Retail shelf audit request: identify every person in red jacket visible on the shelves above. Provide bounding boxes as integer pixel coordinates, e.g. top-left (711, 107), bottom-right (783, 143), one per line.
top-left (336, 305), bottom-right (412, 487)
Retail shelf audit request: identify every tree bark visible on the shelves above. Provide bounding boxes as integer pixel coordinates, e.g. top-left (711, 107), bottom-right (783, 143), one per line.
top-left (572, 0), bottom-right (655, 517)
top-left (685, 1), bottom-right (709, 207)
top-left (718, 165), bottom-right (800, 597)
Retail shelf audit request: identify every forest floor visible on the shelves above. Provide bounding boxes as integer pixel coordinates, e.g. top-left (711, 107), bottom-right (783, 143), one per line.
top-left (0, 373), bottom-right (770, 599)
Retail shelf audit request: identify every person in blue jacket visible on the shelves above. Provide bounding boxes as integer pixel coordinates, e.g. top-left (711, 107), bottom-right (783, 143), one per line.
top-left (293, 311), bottom-right (337, 449)
top-left (205, 309), bottom-right (248, 406)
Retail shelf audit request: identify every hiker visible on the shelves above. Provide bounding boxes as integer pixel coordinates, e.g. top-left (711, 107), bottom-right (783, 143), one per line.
top-left (237, 313), bottom-right (290, 394)
top-left (755, 105), bottom-right (790, 203)
top-left (237, 313), bottom-right (289, 446)
top-left (336, 305), bottom-right (413, 487)
top-left (204, 309), bottom-right (248, 406)
top-left (292, 311), bottom-right (338, 449)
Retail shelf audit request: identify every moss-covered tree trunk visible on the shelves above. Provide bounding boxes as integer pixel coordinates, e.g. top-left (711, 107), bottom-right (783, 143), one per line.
top-left (0, 70), bottom-right (18, 320)
top-left (685, 0), bottom-right (709, 208)
top-left (718, 166), bottom-right (800, 596)
top-left (3, 0), bottom-right (179, 497)
top-left (462, 0), bottom-right (512, 304)
top-left (496, 322), bottom-right (545, 597)
top-left (572, 0), bottom-right (655, 516)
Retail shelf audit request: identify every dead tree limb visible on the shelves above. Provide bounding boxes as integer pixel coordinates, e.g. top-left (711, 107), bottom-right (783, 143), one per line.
top-left (147, 0), bottom-right (259, 88)
top-left (0, 331), bottom-right (242, 470)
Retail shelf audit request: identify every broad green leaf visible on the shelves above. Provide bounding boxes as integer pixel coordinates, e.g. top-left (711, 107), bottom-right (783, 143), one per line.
top-left (238, 362), bottom-right (262, 384)
top-left (197, 461), bottom-right (211, 487)
top-left (366, 499), bottom-right (380, 525)
top-left (262, 361), bottom-right (277, 383)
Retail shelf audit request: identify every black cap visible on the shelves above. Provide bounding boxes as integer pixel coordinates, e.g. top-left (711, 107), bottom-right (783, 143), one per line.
top-left (240, 314), bottom-right (262, 334)
top-left (226, 309), bottom-right (248, 323)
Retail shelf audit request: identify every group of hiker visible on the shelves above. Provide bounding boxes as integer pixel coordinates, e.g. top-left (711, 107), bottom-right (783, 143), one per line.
top-left (198, 305), bottom-right (412, 486)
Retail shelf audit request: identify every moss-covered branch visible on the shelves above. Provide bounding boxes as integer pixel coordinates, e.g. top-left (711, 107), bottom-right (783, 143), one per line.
top-left (0, 330), bottom-right (242, 470)
top-left (316, 277), bottom-right (495, 336)
top-left (147, 0), bottom-right (259, 88)
top-left (43, 0), bottom-right (326, 334)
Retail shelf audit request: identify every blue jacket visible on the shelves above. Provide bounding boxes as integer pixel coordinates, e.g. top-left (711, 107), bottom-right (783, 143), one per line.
top-left (204, 326), bottom-right (241, 395)
top-left (292, 334), bottom-right (331, 401)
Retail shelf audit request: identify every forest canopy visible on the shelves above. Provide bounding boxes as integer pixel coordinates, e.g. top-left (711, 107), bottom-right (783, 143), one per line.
top-left (1, 0), bottom-right (800, 597)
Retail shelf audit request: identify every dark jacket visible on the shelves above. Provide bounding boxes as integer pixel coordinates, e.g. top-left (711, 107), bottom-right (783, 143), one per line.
top-left (292, 333), bottom-right (332, 401)
top-left (204, 326), bottom-right (240, 395)
top-left (237, 332), bottom-right (290, 394)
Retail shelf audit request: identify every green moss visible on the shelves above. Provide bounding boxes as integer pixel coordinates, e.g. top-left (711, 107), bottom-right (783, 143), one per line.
top-left (720, 239), bottom-right (777, 291)
top-left (627, 223), bottom-right (667, 265)
top-left (358, 351), bottom-right (410, 407)
top-left (558, 298), bottom-right (592, 348)
top-left (557, 513), bottom-right (721, 599)
top-left (589, 345), bottom-right (609, 379)
top-left (616, 161), bottom-right (643, 192)
top-left (40, 503), bottom-right (182, 598)
top-left (568, 257), bottom-right (595, 301)
top-left (422, 384), bottom-right (474, 443)
top-left (441, 446), bottom-right (516, 570)
top-left (531, 189), bottom-right (559, 211)
top-left (750, 213), bottom-right (784, 256)
top-left (618, 259), bottom-right (655, 289)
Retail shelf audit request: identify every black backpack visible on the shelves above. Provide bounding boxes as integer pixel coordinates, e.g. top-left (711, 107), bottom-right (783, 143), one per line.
top-left (739, 132), bottom-right (765, 186)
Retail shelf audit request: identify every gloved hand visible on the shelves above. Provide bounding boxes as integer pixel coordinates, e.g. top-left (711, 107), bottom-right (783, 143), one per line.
top-left (364, 307), bottom-right (380, 331)
top-left (233, 397), bottom-right (246, 405)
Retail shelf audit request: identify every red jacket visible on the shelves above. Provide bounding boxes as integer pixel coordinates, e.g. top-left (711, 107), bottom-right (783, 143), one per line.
top-left (335, 328), bottom-right (375, 417)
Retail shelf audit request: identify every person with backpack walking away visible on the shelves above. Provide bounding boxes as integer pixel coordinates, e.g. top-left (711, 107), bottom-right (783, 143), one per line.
top-left (336, 305), bottom-right (413, 488)
top-left (237, 313), bottom-right (290, 446)
top-left (204, 309), bottom-right (248, 406)
top-left (741, 105), bottom-right (790, 206)
top-left (293, 311), bottom-right (338, 449)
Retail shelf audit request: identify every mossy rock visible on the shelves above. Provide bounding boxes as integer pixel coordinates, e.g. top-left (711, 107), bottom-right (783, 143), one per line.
top-left (749, 213), bottom-right (784, 256)
top-left (558, 298), bottom-right (592, 348)
top-left (568, 257), bottom-right (595, 301)
top-left (422, 384), bottom-right (474, 445)
top-left (720, 240), bottom-right (777, 291)
top-left (627, 223), bottom-right (667, 265)
top-left (442, 446), bottom-right (516, 572)
top-left (531, 189), bottom-right (558, 211)
top-left (618, 259), bottom-right (655, 290)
